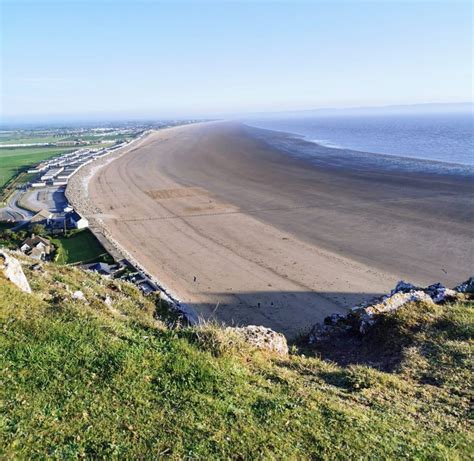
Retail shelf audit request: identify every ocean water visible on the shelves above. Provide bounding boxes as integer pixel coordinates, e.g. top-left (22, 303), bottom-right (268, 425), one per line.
top-left (246, 113), bottom-right (474, 167)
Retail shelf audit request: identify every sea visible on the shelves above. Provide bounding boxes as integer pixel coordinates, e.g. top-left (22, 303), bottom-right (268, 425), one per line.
top-left (245, 112), bottom-right (474, 170)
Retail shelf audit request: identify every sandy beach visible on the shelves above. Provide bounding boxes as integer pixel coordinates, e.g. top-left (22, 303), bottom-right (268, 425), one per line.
top-left (84, 122), bottom-right (473, 337)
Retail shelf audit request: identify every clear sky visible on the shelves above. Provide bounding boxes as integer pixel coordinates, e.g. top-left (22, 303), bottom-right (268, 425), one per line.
top-left (1, 0), bottom-right (472, 121)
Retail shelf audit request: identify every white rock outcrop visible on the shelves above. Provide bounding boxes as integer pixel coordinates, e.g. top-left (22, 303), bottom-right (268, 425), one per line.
top-left (357, 290), bottom-right (434, 334)
top-left (309, 278), bottom-right (470, 343)
top-left (0, 250), bottom-right (31, 293)
top-left (227, 325), bottom-right (289, 355)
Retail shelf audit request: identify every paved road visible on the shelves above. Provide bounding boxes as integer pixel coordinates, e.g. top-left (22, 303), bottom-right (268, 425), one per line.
top-left (0, 189), bottom-right (34, 222)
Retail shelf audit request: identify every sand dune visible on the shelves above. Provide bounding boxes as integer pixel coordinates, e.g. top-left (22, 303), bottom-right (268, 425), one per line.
top-left (86, 122), bottom-right (473, 337)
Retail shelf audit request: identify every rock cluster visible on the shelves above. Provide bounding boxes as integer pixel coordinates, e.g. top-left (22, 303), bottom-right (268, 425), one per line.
top-left (0, 251), bottom-right (32, 293)
top-left (454, 277), bottom-right (474, 294)
top-left (309, 278), bottom-right (471, 343)
top-left (228, 325), bottom-right (289, 355)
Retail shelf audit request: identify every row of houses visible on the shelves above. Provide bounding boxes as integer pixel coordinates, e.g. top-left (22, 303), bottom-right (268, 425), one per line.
top-left (28, 142), bottom-right (127, 187)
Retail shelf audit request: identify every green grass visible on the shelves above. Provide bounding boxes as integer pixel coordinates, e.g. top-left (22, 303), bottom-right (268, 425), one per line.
top-left (52, 229), bottom-right (113, 265)
top-left (0, 255), bottom-right (472, 459)
top-left (0, 226), bottom-right (27, 248)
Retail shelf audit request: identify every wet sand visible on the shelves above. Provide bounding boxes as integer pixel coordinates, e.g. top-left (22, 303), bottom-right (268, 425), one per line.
top-left (87, 122), bottom-right (473, 337)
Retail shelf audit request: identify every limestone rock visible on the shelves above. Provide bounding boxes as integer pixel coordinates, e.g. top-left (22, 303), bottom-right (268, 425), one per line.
top-left (425, 283), bottom-right (458, 303)
top-left (0, 251), bottom-right (31, 293)
top-left (356, 290), bottom-right (433, 334)
top-left (308, 278), bottom-right (468, 343)
top-left (103, 295), bottom-right (113, 306)
top-left (227, 325), bottom-right (288, 355)
top-left (309, 323), bottom-right (336, 344)
top-left (454, 277), bottom-right (474, 294)
top-left (390, 280), bottom-right (418, 294)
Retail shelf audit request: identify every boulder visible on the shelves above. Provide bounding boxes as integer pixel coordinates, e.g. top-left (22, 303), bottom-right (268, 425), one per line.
top-left (390, 280), bottom-right (418, 294)
top-left (0, 251), bottom-right (31, 293)
top-left (227, 325), bottom-right (288, 355)
top-left (355, 290), bottom-right (433, 334)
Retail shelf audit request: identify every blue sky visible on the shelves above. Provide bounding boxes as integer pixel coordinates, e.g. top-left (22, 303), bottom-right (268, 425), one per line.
top-left (1, 0), bottom-right (472, 121)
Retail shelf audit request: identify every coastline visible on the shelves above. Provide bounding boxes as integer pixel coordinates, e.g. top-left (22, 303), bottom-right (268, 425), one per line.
top-left (244, 123), bottom-right (474, 177)
top-left (65, 127), bottom-right (200, 323)
top-left (243, 112), bottom-right (474, 169)
top-left (81, 121), bottom-right (473, 337)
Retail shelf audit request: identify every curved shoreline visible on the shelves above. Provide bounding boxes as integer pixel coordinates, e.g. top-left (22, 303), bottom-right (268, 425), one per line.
top-left (65, 127), bottom-right (200, 323)
top-left (73, 121), bottom-right (473, 337)
top-left (244, 123), bottom-right (474, 178)
top-left (243, 116), bottom-right (474, 171)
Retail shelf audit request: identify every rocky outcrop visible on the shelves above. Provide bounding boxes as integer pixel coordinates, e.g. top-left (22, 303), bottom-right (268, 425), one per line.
top-left (227, 325), bottom-right (289, 355)
top-left (0, 251), bottom-right (31, 293)
top-left (309, 278), bottom-right (470, 343)
top-left (454, 277), bottom-right (474, 294)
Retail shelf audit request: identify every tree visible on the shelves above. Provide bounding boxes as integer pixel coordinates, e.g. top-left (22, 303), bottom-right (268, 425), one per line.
top-left (31, 224), bottom-right (46, 236)
top-left (0, 229), bottom-right (13, 240)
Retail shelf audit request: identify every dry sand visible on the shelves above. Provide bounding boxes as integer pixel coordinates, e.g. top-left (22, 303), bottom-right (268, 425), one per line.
top-left (85, 122), bottom-right (473, 337)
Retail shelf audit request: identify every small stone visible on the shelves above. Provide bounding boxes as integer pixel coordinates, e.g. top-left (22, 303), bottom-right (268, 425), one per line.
top-left (103, 295), bottom-right (112, 306)
top-left (72, 290), bottom-right (86, 301)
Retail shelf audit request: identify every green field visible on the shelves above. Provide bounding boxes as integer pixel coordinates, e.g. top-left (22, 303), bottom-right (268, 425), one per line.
top-left (0, 136), bottom-right (68, 145)
top-left (52, 229), bottom-right (113, 265)
top-left (0, 132), bottom-right (130, 145)
top-left (0, 146), bottom-right (74, 191)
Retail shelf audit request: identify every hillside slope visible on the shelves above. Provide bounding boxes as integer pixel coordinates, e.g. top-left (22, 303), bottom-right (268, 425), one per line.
top-left (1, 256), bottom-right (472, 459)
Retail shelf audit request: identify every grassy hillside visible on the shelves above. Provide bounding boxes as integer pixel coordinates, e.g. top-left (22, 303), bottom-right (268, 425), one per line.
top-left (0, 255), bottom-right (472, 459)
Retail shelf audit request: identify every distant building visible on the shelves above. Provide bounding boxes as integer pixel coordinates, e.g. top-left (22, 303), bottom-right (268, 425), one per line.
top-left (20, 235), bottom-right (52, 261)
top-left (67, 210), bottom-right (89, 229)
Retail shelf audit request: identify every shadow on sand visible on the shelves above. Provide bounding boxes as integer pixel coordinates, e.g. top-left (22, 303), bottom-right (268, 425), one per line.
top-left (182, 289), bottom-right (424, 372)
top-left (183, 289), bottom-right (383, 338)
